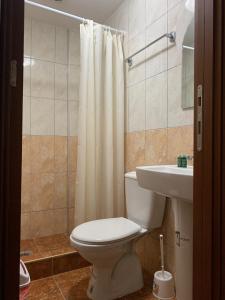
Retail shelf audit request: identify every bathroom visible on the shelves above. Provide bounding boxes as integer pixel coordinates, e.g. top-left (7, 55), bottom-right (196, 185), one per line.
top-left (0, 0), bottom-right (223, 299)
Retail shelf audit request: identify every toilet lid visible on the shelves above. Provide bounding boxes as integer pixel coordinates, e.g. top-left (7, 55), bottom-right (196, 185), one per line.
top-left (71, 217), bottom-right (141, 244)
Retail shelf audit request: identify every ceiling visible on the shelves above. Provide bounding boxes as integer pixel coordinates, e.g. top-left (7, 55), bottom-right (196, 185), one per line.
top-left (25, 0), bottom-right (123, 26)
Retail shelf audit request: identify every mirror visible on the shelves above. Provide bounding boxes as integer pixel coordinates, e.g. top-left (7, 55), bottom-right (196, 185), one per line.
top-left (182, 17), bottom-right (194, 109)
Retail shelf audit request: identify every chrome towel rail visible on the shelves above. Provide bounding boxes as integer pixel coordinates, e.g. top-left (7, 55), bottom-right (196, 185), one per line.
top-left (126, 31), bottom-right (176, 67)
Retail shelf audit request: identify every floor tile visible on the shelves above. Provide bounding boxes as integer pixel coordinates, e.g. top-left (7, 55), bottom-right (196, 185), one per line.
top-left (25, 277), bottom-right (64, 299)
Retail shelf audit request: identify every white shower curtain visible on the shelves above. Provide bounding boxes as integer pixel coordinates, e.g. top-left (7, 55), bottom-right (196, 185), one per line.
top-left (75, 21), bottom-right (125, 225)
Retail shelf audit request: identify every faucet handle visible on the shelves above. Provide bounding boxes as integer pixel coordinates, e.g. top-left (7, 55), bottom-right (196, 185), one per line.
top-left (186, 155), bottom-right (194, 161)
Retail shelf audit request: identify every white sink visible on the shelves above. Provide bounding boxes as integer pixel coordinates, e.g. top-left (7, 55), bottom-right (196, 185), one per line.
top-left (136, 165), bottom-right (193, 202)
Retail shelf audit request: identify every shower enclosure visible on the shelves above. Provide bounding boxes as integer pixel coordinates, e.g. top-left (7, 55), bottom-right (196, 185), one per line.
top-left (21, 2), bottom-right (80, 260)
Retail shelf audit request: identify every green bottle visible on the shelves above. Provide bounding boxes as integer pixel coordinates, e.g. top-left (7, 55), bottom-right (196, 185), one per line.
top-left (181, 155), bottom-right (187, 168)
top-left (177, 156), bottom-right (182, 167)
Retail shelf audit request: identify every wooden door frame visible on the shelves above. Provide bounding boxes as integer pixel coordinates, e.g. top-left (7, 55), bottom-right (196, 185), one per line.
top-left (0, 0), bottom-right (24, 299)
top-left (0, 0), bottom-right (225, 299)
top-left (193, 0), bottom-right (225, 299)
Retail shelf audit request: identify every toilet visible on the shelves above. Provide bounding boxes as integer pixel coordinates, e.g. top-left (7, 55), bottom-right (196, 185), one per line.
top-left (70, 171), bottom-right (166, 300)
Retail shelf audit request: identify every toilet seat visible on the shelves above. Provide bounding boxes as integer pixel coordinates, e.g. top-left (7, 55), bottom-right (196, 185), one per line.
top-left (71, 217), bottom-right (142, 245)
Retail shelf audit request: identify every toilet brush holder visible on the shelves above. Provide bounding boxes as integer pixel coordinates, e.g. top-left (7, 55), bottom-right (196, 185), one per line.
top-left (153, 270), bottom-right (175, 300)
top-left (153, 234), bottom-right (175, 299)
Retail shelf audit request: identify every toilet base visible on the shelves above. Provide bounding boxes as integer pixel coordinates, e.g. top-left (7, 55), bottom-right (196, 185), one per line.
top-left (87, 252), bottom-right (143, 300)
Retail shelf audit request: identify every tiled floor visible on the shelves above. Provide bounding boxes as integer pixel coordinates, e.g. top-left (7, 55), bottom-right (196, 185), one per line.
top-left (21, 234), bottom-right (75, 262)
top-left (25, 267), bottom-right (157, 300)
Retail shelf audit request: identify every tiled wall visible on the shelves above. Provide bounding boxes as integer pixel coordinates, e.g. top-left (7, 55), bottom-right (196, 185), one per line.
top-left (21, 17), bottom-right (80, 239)
top-left (106, 0), bottom-right (194, 279)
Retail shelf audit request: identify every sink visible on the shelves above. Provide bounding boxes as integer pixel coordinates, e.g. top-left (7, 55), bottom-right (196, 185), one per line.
top-left (136, 165), bottom-right (193, 202)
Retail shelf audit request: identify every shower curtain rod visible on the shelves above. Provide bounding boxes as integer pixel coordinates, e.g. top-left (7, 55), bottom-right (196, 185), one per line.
top-left (25, 0), bottom-right (125, 34)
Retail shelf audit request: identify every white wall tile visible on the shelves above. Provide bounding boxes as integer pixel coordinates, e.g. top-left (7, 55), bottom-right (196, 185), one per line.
top-left (128, 32), bottom-right (146, 86)
top-left (168, 65), bottom-right (193, 127)
top-left (168, 0), bottom-right (182, 10)
top-left (146, 15), bottom-right (168, 78)
top-left (69, 101), bottom-right (79, 136)
top-left (23, 97), bottom-right (31, 135)
top-left (68, 65), bottom-right (80, 101)
top-left (24, 17), bottom-right (31, 57)
top-left (31, 20), bottom-right (55, 61)
top-left (55, 26), bottom-right (68, 64)
top-left (128, 81), bottom-right (146, 132)
top-left (31, 98), bottom-right (54, 135)
top-left (69, 30), bottom-right (80, 66)
top-left (106, 0), bottom-right (129, 33)
top-left (55, 101), bottom-right (68, 136)
top-left (55, 64), bottom-right (68, 100)
top-left (128, 0), bottom-right (146, 40)
top-left (23, 58), bottom-right (31, 96)
top-left (31, 60), bottom-right (54, 99)
top-left (146, 0), bottom-right (167, 27)
top-left (146, 71), bottom-right (168, 129)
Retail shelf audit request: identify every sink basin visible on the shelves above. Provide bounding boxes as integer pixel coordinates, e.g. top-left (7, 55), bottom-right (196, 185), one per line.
top-left (136, 165), bottom-right (193, 202)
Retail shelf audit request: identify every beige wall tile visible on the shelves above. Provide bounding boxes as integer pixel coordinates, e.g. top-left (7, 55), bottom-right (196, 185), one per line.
top-left (22, 135), bottom-right (31, 174)
top-left (53, 209), bottom-right (67, 235)
top-left (68, 208), bottom-right (75, 233)
top-left (55, 101), bottom-right (68, 136)
top-left (31, 98), bottom-right (54, 135)
top-left (167, 126), bottom-right (193, 164)
top-left (128, 81), bottom-right (146, 132)
top-left (30, 136), bottom-right (54, 173)
top-left (145, 129), bottom-right (168, 165)
top-left (56, 26), bottom-right (68, 64)
top-left (54, 173), bottom-right (68, 209)
top-left (31, 60), bottom-right (54, 99)
top-left (21, 213), bottom-right (31, 240)
top-left (31, 20), bottom-right (55, 61)
top-left (146, 71), bottom-right (167, 130)
top-left (30, 211), bottom-right (54, 238)
top-left (68, 137), bottom-right (78, 173)
top-left (31, 173), bottom-right (54, 211)
top-left (125, 131), bottom-right (145, 172)
top-left (54, 136), bottom-right (68, 173)
top-left (68, 172), bottom-right (76, 208)
top-left (21, 172), bottom-right (31, 213)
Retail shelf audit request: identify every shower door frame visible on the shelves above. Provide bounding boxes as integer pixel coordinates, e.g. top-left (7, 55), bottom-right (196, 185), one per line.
top-left (193, 0), bottom-right (225, 299)
top-left (0, 0), bottom-right (24, 299)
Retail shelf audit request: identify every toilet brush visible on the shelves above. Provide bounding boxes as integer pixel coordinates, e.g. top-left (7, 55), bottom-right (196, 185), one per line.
top-left (160, 234), bottom-right (165, 278)
top-left (152, 234), bottom-right (175, 300)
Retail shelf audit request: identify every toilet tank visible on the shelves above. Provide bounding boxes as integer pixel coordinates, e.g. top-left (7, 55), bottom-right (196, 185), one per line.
top-left (125, 172), bottom-right (166, 230)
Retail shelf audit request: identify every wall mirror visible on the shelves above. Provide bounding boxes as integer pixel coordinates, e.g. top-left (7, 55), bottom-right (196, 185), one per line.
top-left (182, 17), bottom-right (194, 109)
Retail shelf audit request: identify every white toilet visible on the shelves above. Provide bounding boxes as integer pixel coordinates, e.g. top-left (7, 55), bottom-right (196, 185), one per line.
top-left (70, 171), bottom-right (166, 300)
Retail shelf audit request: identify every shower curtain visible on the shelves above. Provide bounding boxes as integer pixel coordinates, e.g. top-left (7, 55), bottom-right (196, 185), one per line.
top-left (75, 21), bottom-right (125, 225)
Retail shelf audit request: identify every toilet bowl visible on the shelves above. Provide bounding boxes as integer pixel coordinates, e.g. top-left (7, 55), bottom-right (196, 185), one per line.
top-left (70, 171), bottom-right (166, 300)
